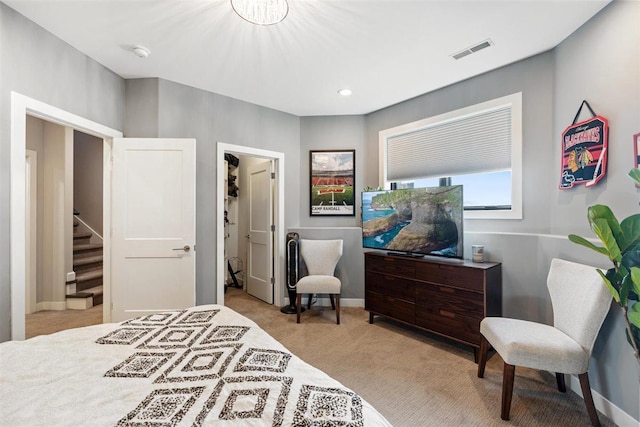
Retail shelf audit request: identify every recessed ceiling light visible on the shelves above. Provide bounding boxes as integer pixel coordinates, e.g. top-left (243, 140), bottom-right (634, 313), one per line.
top-left (338, 89), bottom-right (352, 97)
top-left (132, 45), bottom-right (150, 58)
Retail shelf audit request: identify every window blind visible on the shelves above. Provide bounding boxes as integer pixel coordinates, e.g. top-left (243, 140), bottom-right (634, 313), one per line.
top-left (386, 106), bottom-right (512, 182)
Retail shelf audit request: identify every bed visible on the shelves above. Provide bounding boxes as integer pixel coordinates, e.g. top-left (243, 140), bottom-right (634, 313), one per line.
top-left (0, 305), bottom-right (392, 426)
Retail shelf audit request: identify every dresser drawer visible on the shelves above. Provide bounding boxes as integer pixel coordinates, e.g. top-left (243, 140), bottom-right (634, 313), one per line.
top-left (415, 309), bottom-right (482, 346)
top-left (366, 291), bottom-right (415, 324)
top-left (415, 283), bottom-right (484, 319)
top-left (415, 262), bottom-right (484, 292)
top-left (365, 271), bottom-right (415, 302)
top-left (366, 254), bottom-right (415, 277)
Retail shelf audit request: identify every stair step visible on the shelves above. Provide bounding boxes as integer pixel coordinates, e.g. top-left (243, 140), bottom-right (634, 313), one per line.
top-left (73, 243), bottom-right (103, 258)
top-left (76, 269), bottom-right (103, 292)
top-left (74, 254), bottom-right (103, 267)
top-left (73, 231), bottom-right (92, 240)
top-left (76, 269), bottom-right (102, 282)
top-left (73, 255), bottom-right (103, 273)
top-left (66, 285), bottom-right (103, 310)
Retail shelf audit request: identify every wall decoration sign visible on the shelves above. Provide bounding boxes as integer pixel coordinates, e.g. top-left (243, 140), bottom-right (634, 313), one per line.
top-left (559, 100), bottom-right (608, 189)
top-left (310, 149), bottom-right (355, 216)
top-left (635, 132), bottom-right (640, 169)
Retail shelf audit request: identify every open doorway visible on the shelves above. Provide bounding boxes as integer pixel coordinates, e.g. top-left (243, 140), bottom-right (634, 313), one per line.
top-left (10, 92), bottom-right (122, 340)
top-left (216, 143), bottom-right (285, 309)
top-left (23, 116), bottom-right (106, 338)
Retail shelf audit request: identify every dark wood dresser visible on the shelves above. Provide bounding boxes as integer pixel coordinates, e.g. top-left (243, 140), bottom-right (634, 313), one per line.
top-left (364, 251), bottom-right (502, 361)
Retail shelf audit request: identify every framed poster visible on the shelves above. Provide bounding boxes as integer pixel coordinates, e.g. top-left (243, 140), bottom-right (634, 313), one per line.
top-left (310, 149), bottom-right (355, 216)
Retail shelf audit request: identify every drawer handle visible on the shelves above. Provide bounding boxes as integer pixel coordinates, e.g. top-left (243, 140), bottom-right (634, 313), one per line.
top-left (440, 310), bottom-right (456, 319)
top-left (439, 287), bottom-right (455, 293)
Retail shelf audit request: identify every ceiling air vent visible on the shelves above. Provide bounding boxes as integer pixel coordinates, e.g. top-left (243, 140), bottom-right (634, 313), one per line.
top-left (451, 39), bottom-right (494, 60)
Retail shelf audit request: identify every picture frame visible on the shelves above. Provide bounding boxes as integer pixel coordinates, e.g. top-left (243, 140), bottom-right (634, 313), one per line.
top-left (310, 149), bottom-right (355, 216)
top-left (635, 132), bottom-right (640, 169)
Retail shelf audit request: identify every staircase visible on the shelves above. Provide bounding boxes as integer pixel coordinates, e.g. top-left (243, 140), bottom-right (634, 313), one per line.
top-left (67, 219), bottom-right (103, 310)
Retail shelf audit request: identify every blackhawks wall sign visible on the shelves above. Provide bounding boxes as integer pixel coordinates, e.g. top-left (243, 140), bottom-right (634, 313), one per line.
top-left (559, 114), bottom-right (608, 189)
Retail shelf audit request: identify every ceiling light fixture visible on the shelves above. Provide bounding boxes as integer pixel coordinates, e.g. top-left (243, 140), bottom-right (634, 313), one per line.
top-left (132, 45), bottom-right (150, 58)
top-left (231, 0), bottom-right (289, 26)
top-left (338, 88), bottom-right (352, 97)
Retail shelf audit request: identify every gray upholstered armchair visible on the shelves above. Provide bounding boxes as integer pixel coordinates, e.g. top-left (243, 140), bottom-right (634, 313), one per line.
top-left (296, 239), bottom-right (343, 324)
top-left (477, 258), bottom-right (612, 426)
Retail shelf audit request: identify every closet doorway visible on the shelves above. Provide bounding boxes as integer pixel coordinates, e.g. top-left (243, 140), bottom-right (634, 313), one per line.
top-left (216, 143), bottom-right (284, 307)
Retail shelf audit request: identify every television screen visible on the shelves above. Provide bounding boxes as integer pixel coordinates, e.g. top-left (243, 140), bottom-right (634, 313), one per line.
top-left (362, 186), bottom-right (463, 258)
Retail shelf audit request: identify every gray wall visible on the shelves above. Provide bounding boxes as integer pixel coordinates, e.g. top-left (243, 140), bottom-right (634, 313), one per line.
top-left (74, 131), bottom-right (103, 235)
top-left (0, 3), bottom-right (125, 342)
top-left (123, 78), bottom-right (301, 305)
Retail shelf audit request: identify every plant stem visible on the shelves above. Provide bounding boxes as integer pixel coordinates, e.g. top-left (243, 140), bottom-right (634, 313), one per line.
top-left (620, 304), bottom-right (640, 365)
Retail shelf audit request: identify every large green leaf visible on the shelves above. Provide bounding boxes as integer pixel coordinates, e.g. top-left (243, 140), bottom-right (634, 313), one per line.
top-left (629, 168), bottom-right (640, 186)
top-left (630, 267), bottom-right (640, 300)
top-left (591, 218), bottom-right (622, 263)
top-left (630, 302), bottom-right (640, 329)
top-left (588, 205), bottom-right (623, 245)
top-left (597, 269), bottom-right (620, 303)
top-left (568, 234), bottom-right (609, 257)
top-left (619, 214), bottom-right (640, 253)
top-left (621, 274), bottom-right (631, 306)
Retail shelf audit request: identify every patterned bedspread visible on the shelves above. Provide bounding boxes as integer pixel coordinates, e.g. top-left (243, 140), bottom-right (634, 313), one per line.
top-left (0, 305), bottom-right (392, 426)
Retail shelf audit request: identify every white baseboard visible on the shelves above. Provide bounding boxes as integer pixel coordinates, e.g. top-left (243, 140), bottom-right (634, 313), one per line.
top-left (568, 374), bottom-right (639, 427)
top-left (284, 297), bottom-right (364, 308)
top-left (35, 301), bottom-right (67, 311)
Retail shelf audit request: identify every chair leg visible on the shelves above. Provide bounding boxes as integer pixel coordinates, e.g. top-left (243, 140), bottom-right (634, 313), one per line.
top-left (501, 363), bottom-right (515, 421)
top-left (477, 336), bottom-right (489, 377)
top-left (556, 372), bottom-right (566, 393)
top-left (335, 294), bottom-right (340, 324)
top-left (329, 294), bottom-right (335, 310)
top-left (296, 294), bottom-right (302, 323)
top-left (579, 372), bottom-right (601, 427)
top-left (307, 294), bottom-right (313, 309)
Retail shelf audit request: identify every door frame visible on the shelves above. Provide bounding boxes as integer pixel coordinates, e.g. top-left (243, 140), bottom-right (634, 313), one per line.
top-left (10, 92), bottom-right (122, 340)
top-left (216, 143), bottom-right (284, 306)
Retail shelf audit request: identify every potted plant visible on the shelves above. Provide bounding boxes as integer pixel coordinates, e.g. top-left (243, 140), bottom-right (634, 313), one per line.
top-left (568, 168), bottom-right (640, 366)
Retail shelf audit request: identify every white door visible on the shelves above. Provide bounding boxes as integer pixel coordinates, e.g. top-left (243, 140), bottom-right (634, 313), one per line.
top-left (246, 160), bottom-right (273, 303)
top-left (111, 138), bottom-right (196, 322)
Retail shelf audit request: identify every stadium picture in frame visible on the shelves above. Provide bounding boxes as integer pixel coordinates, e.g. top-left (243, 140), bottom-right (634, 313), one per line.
top-left (310, 149), bottom-right (355, 216)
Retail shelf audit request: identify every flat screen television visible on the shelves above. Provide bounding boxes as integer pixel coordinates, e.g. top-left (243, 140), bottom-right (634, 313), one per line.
top-left (362, 185), bottom-right (463, 259)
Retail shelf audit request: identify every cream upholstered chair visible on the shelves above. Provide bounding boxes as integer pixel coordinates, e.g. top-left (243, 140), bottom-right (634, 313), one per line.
top-left (296, 239), bottom-right (343, 324)
top-left (477, 258), bottom-right (611, 427)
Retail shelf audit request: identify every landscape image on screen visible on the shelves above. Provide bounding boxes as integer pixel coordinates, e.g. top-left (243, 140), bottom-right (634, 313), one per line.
top-left (362, 186), bottom-right (463, 258)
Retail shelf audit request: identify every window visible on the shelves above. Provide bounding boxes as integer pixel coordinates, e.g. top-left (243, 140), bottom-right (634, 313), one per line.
top-left (379, 92), bottom-right (522, 219)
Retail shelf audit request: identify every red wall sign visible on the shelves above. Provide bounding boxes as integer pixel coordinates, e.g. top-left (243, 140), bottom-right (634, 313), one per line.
top-left (559, 115), bottom-right (608, 189)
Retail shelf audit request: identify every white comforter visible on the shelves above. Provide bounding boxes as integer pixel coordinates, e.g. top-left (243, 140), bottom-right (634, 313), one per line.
top-left (0, 305), bottom-right (392, 426)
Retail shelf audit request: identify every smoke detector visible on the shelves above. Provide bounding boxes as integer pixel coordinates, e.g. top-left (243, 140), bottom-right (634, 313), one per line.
top-left (132, 45), bottom-right (150, 58)
top-left (451, 39), bottom-right (493, 60)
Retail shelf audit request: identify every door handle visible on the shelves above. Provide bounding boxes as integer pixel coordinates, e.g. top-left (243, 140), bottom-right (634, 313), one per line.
top-left (173, 245), bottom-right (191, 253)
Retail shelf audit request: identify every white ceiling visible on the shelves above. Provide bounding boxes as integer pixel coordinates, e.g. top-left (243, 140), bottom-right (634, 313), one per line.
top-left (4, 0), bottom-right (610, 116)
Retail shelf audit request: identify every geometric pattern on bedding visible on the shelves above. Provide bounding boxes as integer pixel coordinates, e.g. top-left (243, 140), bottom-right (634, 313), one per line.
top-left (95, 327), bottom-right (154, 345)
top-left (294, 385), bottom-right (364, 426)
top-left (234, 347), bottom-right (292, 373)
top-left (194, 375), bottom-right (293, 426)
top-left (122, 310), bottom-right (188, 326)
top-left (105, 351), bottom-right (177, 378)
top-left (154, 343), bottom-right (242, 383)
top-left (136, 325), bottom-right (208, 350)
top-left (200, 325), bottom-right (250, 344)
top-left (117, 386), bottom-right (206, 427)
